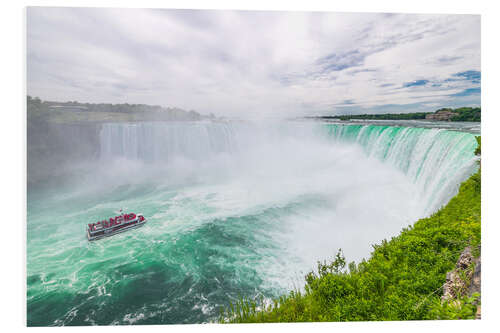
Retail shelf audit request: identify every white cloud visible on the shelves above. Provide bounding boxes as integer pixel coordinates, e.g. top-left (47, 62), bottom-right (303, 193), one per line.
top-left (27, 8), bottom-right (480, 118)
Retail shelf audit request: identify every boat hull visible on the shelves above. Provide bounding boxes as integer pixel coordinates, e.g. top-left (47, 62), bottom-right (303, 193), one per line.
top-left (87, 219), bottom-right (146, 241)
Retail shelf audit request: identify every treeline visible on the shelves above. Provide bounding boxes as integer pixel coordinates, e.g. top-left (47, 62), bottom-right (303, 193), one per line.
top-left (316, 107), bottom-right (480, 122)
top-left (333, 112), bottom-right (430, 121)
top-left (27, 96), bottom-right (210, 123)
top-left (220, 138), bottom-right (481, 322)
top-left (449, 107), bottom-right (481, 122)
top-left (44, 99), bottom-right (201, 117)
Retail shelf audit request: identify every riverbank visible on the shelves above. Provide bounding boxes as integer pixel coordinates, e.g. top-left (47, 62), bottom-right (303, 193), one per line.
top-left (220, 140), bottom-right (481, 322)
top-left (309, 107), bottom-right (481, 122)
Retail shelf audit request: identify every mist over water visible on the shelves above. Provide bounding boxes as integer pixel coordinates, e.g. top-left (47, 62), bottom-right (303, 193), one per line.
top-left (27, 120), bottom-right (479, 326)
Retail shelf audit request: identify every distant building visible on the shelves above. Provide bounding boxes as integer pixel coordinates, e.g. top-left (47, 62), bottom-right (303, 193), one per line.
top-left (425, 109), bottom-right (457, 121)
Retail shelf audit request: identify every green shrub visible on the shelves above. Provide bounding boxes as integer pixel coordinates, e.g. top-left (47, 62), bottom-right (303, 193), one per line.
top-left (221, 166), bottom-right (481, 323)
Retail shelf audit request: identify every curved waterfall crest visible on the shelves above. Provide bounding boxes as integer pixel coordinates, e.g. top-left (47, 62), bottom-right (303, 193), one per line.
top-left (325, 124), bottom-right (479, 213)
top-left (99, 121), bottom-right (478, 215)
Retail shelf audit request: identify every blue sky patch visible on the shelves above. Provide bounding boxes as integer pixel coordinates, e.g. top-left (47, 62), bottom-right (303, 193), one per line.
top-left (450, 87), bottom-right (481, 97)
top-left (453, 70), bottom-right (481, 81)
top-left (403, 80), bottom-right (429, 88)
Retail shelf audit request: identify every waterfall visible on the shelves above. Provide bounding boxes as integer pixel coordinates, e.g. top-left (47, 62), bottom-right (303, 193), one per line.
top-left (27, 120), bottom-right (480, 326)
top-left (99, 121), bottom-right (240, 162)
top-left (98, 121), bottom-right (479, 216)
top-left (325, 124), bottom-right (479, 214)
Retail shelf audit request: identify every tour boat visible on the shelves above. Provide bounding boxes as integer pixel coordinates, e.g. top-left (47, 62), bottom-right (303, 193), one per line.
top-left (87, 212), bottom-right (146, 241)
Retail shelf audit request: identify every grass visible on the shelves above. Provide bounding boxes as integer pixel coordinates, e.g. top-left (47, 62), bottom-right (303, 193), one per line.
top-left (220, 144), bottom-right (481, 323)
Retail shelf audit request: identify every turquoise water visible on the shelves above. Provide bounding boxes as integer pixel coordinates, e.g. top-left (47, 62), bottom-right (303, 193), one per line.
top-left (27, 121), bottom-right (478, 326)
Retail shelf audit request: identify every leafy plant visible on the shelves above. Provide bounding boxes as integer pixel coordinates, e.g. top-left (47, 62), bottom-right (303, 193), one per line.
top-left (221, 166), bottom-right (481, 323)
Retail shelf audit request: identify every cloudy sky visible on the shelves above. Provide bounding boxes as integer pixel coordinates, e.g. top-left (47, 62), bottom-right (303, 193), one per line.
top-left (27, 7), bottom-right (480, 118)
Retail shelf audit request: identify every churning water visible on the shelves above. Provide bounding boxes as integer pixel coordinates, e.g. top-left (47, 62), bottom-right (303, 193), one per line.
top-left (27, 120), bottom-right (479, 326)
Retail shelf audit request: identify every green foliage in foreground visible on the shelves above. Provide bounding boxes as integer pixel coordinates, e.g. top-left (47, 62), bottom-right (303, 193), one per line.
top-left (220, 152), bottom-right (481, 323)
top-left (474, 136), bottom-right (481, 156)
